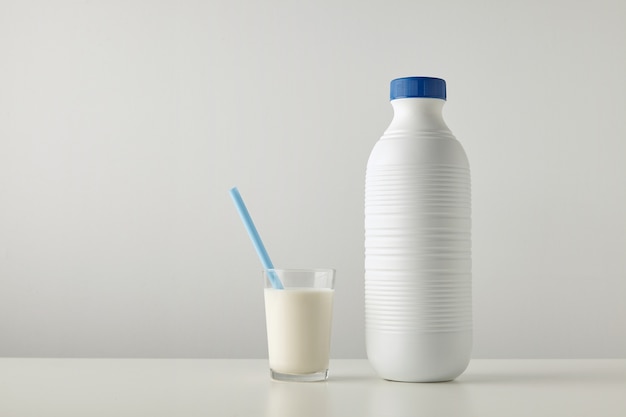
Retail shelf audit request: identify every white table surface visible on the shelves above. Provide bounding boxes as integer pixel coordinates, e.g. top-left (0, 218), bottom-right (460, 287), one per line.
top-left (1, 359), bottom-right (624, 416)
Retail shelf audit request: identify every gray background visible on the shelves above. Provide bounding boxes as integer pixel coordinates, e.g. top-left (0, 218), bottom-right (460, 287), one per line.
top-left (1, 0), bottom-right (625, 358)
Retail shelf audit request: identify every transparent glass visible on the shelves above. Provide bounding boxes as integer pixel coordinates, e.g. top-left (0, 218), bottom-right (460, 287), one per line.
top-left (263, 268), bottom-right (336, 382)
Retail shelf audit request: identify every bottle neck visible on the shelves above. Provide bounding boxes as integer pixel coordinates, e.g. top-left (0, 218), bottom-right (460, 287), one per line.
top-left (385, 98), bottom-right (450, 134)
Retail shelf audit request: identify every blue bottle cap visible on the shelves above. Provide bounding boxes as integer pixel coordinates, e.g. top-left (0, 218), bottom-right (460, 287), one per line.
top-left (390, 77), bottom-right (446, 101)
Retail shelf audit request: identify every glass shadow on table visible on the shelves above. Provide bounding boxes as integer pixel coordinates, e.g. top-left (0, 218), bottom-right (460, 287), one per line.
top-left (265, 377), bottom-right (471, 417)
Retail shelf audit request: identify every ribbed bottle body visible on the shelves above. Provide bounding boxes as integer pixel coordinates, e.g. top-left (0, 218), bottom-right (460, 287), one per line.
top-left (365, 97), bottom-right (472, 382)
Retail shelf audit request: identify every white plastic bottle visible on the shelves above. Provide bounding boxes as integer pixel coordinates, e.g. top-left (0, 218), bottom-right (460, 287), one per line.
top-left (365, 77), bottom-right (471, 382)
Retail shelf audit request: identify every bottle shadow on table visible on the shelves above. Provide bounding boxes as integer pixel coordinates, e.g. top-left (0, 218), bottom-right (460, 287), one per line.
top-left (458, 364), bottom-right (625, 385)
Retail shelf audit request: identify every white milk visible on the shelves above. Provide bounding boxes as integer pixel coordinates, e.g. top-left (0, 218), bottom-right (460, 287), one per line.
top-left (264, 288), bottom-right (334, 375)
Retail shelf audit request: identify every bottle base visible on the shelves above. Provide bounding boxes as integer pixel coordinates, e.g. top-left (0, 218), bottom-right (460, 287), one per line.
top-left (366, 330), bottom-right (472, 382)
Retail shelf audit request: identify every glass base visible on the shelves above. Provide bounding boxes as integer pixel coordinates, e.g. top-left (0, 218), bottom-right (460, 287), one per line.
top-left (270, 368), bottom-right (329, 382)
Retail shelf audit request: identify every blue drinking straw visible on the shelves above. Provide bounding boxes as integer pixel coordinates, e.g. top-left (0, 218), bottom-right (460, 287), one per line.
top-left (229, 187), bottom-right (284, 289)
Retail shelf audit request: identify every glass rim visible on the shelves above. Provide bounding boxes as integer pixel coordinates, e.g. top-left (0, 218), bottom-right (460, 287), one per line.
top-left (265, 268), bottom-right (335, 274)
